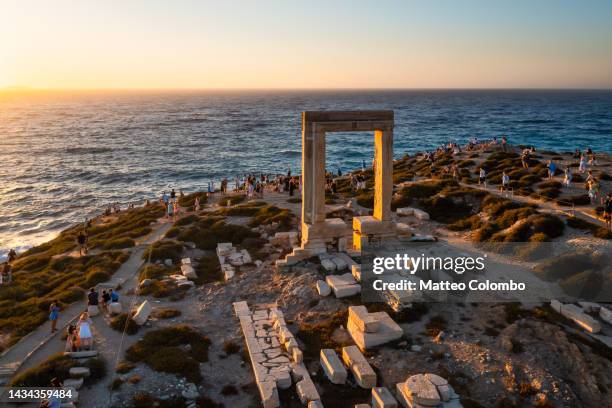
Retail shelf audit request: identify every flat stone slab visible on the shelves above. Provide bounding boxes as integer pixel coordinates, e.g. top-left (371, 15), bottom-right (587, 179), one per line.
top-left (297, 377), bottom-right (320, 404)
top-left (132, 300), bottom-right (152, 326)
top-left (316, 280), bottom-right (331, 297)
top-left (342, 345), bottom-right (376, 389)
top-left (560, 304), bottom-right (601, 333)
top-left (326, 273), bottom-right (361, 298)
top-left (63, 378), bottom-right (84, 390)
top-left (372, 386), bottom-right (398, 408)
top-left (600, 306), bottom-right (612, 325)
top-left (349, 306), bottom-right (380, 333)
top-left (320, 349), bottom-right (348, 384)
top-left (348, 311), bottom-right (403, 351)
top-left (68, 367), bottom-right (90, 378)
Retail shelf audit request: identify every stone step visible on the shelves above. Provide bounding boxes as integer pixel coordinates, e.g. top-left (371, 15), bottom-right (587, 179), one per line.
top-left (372, 386), bottom-right (398, 408)
top-left (63, 377), bottom-right (84, 390)
top-left (68, 367), bottom-right (90, 378)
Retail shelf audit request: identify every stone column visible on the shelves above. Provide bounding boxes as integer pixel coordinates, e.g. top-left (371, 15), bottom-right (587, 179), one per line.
top-left (313, 128), bottom-right (326, 224)
top-left (373, 129), bottom-right (393, 222)
top-left (301, 114), bottom-right (315, 225)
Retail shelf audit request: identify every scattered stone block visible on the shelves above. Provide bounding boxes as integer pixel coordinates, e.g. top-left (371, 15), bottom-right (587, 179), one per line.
top-left (181, 258), bottom-right (191, 265)
top-left (86, 305), bottom-right (99, 317)
top-left (400, 374), bottom-right (440, 406)
top-left (108, 302), bottom-right (122, 315)
top-left (178, 280), bottom-right (195, 289)
top-left (68, 367), bottom-right (90, 378)
top-left (331, 256), bottom-right (348, 271)
top-left (316, 280), bottom-right (331, 296)
top-left (63, 378), bottom-right (83, 390)
top-left (396, 208), bottom-right (414, 216)
top-left (216, 243), bottom-right (234, 257)
top-left (181, 264), bottom-right (198, 279)
top-left (221, 264), bottom-right (235, 280)
top-left (600, 306), bottom-right (612, 325)
top-left (132, 300), bottom-right (152, 326)
top-left (578, 301), bottom-right (601, 313)
top-left (348, 311), bottom-right (403, 351)
top-left (560, 304), bottom-right (601, 333)
top-left (342, 346), bottom-right (376, 388)
top-left (412, 209), bottom-right (429, 220)
top-left (326, 273), bottom-right (361, 298)
top-left (164, 259), bottom-right (173, 266)
top-left (233, 301), bottom-right (250, 316)
top-left (349, 306), bottom-right (380, 333)
top-left (308, 401), bottom-right (324, 408)
top-left (550, 299), bottom-right (562, 313)
top-left (297, 377), bottom-right (320, 404)
top-left (321, 259), bottom-right (337, 272)
top-left (355, 405), bottom-right (371, 408)
top-left (372, 387), bottom-right (397, 408)
top-left (320, 349), bottom-right (347, 384)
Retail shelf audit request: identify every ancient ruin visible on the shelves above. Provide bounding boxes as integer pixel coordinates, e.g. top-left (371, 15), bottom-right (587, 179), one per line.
top-left (282, 111), bottom-right (396, 265)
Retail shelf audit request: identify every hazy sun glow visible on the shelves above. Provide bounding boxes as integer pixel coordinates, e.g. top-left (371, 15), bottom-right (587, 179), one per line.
top-left (1, 0), bottom-right (612, 90)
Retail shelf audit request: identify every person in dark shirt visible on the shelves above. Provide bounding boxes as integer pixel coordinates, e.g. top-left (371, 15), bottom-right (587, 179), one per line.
top-left (87, 287), bottom-right (99, 306)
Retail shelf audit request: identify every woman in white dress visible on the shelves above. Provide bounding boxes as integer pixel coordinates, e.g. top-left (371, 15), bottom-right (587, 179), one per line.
top-left (77, 312), bottom-right (93, 350)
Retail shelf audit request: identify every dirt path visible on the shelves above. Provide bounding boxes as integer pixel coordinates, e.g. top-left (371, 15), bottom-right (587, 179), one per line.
top-left (459, 181), bottom-right (608, 228)
top-left (0, 220), bottom-right (173, 385)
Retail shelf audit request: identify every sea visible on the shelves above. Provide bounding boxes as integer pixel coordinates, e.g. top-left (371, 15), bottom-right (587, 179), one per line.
top-left (1, 89), bottom-right (611, 258)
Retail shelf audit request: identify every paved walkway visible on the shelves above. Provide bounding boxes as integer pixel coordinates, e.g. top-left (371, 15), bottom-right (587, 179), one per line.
top-left (0, 220), bottom-right (172, 384)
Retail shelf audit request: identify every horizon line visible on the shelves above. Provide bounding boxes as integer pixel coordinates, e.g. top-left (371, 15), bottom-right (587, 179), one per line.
top-left (3, 86), bottom-right (612, 93)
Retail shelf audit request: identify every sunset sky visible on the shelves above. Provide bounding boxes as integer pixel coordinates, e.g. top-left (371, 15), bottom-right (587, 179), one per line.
top-left (1, 0), bottom-right (612, 90)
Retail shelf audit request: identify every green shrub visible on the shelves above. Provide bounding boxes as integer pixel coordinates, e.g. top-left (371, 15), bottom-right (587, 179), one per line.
top-left (297, 311), bottom-right (348, 358)
top-left (533, 252), bottom-right (599, 281)
top-left (102, 238), bottom-right (135, 250)
top-left (447, 215), bottom-right (482, 231)
top-left (194, 255), bottom-right (223, 284)
top-left (142, 240), bottom-right (183, 263)
top-left (223, 340), bottom-right (240, 355)
top-left (84, 270), bottom-right (111, 287)
top-left (110, 313), bottom-right (139, 335)
top-left (564, 194), bottom-right (591, 206)
top-left (125, 325), bottom-right (211, 383)
top-left (152, 308), bottom-right (182, 319)
top-left (559, 269), bottom-right (604, 299)
top-left (174, 214), bottom-right (200, 227)
top-left (248, 205), bottom-right (294, 229)
top-left (218, 195), bottom-right (246, 206)
top-left (528, 214), bottom-right (564, 238)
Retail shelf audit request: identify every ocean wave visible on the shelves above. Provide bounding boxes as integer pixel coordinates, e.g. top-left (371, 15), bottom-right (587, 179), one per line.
top-left (65, 147), bottom-right (116, 154)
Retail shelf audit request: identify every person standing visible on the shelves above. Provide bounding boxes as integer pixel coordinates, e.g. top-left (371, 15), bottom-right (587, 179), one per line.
top-left (101, 290), bottom-right (110, 315)
top-left (563, 167), bottom-right (572, 187)
top-left (501, 171), bottom-right (510, 193)
top-left (547, 160), bottom-right (557, 180)
top-left (501, 136), bottom-right (508, 152)
top-left (604, 193), bottom-right (612, 231)
top-left (2, 262), bottom-right (12, 284)
top-left (87, 287), bottom-right (99, 309)
top-left (77, 231), bottom-right (88, 256)
top-left (7, 249), bottom-right (17, 263)
top-left (479, 168), bottom-right (486, 187)
top-left (109, 289), bottom-right (119, 303)
top-left (194, 196), bottom-right (201, 212)
top-left (49, 300), bottom-right (60, 333)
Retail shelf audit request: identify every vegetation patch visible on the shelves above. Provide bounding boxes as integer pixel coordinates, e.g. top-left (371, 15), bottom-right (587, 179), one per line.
top-left (152, 308), bottom-right (182, 319)
top-left (125, 325), bottom-right (211, 383)
top-left (10, 353), bottom-right (106, 387)
top-left (0, 250), bottom-right (128, 347)
top-left (142, 240), bottom-right (184, 263)
top-left (218, 195), bottom-right (246, 206)
top-left (297, 310), bottom-right (348, 357)
top-left (110, 313), bottom-right (139, 335)
top-left (566, 217), bottom-right (612, 239)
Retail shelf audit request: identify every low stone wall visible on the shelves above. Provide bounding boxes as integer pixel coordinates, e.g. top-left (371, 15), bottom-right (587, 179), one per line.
top-left (233, 301), bottom-right (321, 408)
